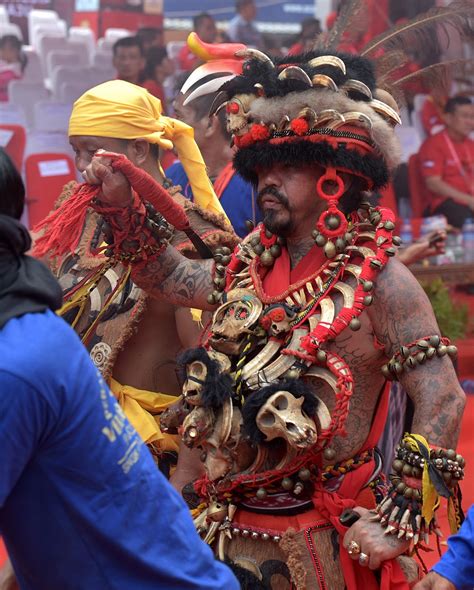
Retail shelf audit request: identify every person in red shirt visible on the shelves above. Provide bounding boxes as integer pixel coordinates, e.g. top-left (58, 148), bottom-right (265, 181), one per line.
top-left (418, 95), bottom-right (474, 228)
top-left (0, 35), bottom-right (24, 102)
top-left (288, 17), bottom-right (321, 55)
top-left (113, 37), bottom-right (145, 86)
top-left (141, 47), bottom-right (175, 112)
top-left (178, 13), bottom-right (217, 71)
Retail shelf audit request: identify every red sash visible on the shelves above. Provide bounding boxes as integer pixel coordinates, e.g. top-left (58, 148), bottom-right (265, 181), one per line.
top-left (262, 245), bottom-right (327, 297)
top-left (213, 162), bottom-right (235, 199)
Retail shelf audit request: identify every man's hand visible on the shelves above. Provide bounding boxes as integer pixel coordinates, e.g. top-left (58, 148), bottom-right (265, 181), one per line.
top-left (413, 572), bottom-right (456, 590)
top-left (82, 152), bottom-right (132, 208)
top-left (343, 507), bottom-right (410, 570)
top-left (0, 560), bottom-right (19, 590)
top-left (398, 230), bottom-right (446, 266)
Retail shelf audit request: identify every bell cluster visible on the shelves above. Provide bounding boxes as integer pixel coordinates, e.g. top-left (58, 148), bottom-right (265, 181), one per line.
top-left (382, 335), bottom-right (457, 381)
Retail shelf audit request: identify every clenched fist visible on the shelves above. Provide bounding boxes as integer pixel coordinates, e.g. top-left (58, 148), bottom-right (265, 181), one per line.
top-left (82, 150), bottom-right (132, 208)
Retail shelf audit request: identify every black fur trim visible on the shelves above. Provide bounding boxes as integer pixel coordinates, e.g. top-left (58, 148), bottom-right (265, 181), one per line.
top-left (242, 378), bottom-right (320, 445)
top-left (220, 50), bottom-right (376, 100)
top-left (233, 139), bottom-right (389, 190)
top-left (177, 347), bottom-right (234, 408)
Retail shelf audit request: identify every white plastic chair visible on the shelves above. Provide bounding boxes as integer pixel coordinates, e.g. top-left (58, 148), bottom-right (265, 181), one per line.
top-left (8, 81), bottom-right (49, 128)
top-left (104, 28), bottom-right (131, 42)
top-left (97, 38), bottom-right (116, 52)
top-left (33, 101), bottom-right (72, 133)
top-left (92, 50), bottom-right (113, 69)
top-left (0, 103), bottom-right (27, 127)
top-left (0, 23), bottom-right (23, 40)
top-left (28, 9), bottom-right (60, 46)
top-left (47, 50), bottom-right (89, 81)
top-left (69, 27), bottom-right (96, 57)
top-left (0, 6), bottom-right (9, 24)
top-left (59, 81), bottom-right (91, 103)
top-left (51, 66), bottom-right (87, 99)
top-left (411, 110), bottom-right (428, 143)
top-left (24, 131), bottom-right (71, 158)
top-left (413, 93), bottom-right (428, 113)
top-left (22, 48), bottom-right (44, 83)
top-left (37, 35), bottom-right (69, 72)
top-left (394, 126), bottom-right (423, 164)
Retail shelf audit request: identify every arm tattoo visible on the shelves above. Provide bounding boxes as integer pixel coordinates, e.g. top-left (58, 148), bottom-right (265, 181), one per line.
top-left (369, 259), bottom-right (465, 448)
top-left (131, 246), bottom-right (216, 310)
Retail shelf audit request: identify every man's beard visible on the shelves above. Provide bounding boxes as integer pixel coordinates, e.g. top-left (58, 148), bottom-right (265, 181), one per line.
top-left (257, 186), bottom-right (292, 236)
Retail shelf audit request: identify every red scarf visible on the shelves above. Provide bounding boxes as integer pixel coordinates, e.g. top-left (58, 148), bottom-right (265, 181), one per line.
top-left (262, 244), bottom-right (327, 297)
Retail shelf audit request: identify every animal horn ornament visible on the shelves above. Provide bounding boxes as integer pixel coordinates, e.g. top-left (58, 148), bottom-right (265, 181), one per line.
top-left (313, 167), bottom-right (349, 258)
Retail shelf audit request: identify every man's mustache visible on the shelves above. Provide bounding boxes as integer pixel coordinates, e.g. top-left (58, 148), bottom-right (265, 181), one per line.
top-left (257, 186), bottom-right (289, 208)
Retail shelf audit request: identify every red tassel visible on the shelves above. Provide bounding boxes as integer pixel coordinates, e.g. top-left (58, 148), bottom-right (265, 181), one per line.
top-left (32, 152), bottom-right (190, 260)
top-left (33, 183), bottom-right (98, 259)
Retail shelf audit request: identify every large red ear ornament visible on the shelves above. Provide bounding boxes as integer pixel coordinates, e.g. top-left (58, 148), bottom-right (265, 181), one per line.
top-left (313, 168), bottom-right (349, 258)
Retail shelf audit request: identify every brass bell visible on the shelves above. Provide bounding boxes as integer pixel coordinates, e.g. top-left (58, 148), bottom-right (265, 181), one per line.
top-left (324, 241), bottom-right (337, 259)
top-left (260, 250), bottom-right (274, 267)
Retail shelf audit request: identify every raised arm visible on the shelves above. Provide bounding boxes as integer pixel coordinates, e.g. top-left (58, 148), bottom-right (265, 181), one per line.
top-left (369, 257), bottom-right (465, 448)
top-left (82, 153), bottom-right (217, 310)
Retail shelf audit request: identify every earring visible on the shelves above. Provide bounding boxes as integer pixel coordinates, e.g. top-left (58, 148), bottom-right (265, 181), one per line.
top-left (313, 168), bottom-right (351, 259)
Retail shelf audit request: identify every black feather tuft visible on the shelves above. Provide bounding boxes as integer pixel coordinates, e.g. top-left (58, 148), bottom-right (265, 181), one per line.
top-left (242, 378), bottom-right (320, 445)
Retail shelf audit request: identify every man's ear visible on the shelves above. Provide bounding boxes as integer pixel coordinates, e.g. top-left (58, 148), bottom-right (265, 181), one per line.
top-left (128, 139), bottom-right (150, 166)
top-left (205, 115), bottom-right (220, 139)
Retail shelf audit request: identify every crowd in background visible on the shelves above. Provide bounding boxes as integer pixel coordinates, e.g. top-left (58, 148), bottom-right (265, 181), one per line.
top-left (0, 0), bottom-right (473, 252)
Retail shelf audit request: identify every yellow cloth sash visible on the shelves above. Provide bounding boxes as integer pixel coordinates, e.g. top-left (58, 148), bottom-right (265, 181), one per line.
top-left (110, 378), bottom-right (179, 452)
top-left (68, 79), bottom-right (228, 220)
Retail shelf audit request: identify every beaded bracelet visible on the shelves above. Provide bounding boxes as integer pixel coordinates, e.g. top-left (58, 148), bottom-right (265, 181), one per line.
top-left (381, 335), bottom-right (457, 381)
top-left (93, 192), bottom-right (174, 265)
top-left (374, 434), bottom-right (465, 545)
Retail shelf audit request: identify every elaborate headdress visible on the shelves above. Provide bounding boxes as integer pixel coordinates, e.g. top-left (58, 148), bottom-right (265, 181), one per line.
top-left (182, 33), bottom-right (402, 249)
top-left (183, 0), bottom-right (473, 245)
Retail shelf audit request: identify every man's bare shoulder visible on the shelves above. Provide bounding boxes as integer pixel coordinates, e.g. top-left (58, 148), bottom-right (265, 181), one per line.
top-left (369, 256), bottom-right (439, 351)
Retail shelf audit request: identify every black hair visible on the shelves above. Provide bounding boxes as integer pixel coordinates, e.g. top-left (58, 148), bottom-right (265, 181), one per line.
top-left (190, 93), bottom-right (230, 140)
top-left (113, 36), bottom-right (144, 57)
top-left (136, 27), bottom-right (163, 44)
top-left (0, 34), bottom-right (21, 51)
top-left (143, 46), bottom-right (169, 80)
top-left (444, 95), bottom-right (472, 114)
top-left (236, 0), bottom-right (254, 12)
top-left (0, 148), bottom-right (25, 220)
top-left (193, 12), bottom-right (214, 31)
top-left (177, 347), bottom-right (234, 407)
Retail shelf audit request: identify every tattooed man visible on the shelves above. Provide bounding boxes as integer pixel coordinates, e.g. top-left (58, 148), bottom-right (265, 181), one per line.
top-left (74, 35), bottom-right (466, 590)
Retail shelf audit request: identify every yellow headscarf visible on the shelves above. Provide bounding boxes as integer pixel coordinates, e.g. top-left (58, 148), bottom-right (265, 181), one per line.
top-left (69, 79), bottom-right (227, 219)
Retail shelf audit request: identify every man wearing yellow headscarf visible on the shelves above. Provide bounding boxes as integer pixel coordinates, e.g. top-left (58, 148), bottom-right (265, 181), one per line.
top-left (38, 80), bottom-right (237, 487)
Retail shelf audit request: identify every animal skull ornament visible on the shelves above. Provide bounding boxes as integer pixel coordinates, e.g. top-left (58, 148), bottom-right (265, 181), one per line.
top-left (160, 397), bottom-right (190, 435)
top-left (181, 406), bottom-right (215, 447)
top-left (182, 360), bottom-right (207, 405)
top-left (201, 400), bottom-right (256, 481)
top-left (260, 304), bottom-right (298, 338)
top-left (225, 94), bottom-right (254, 135)
top-left (209, 289), bottom-right (263, 356)
top-left (256, 391), bottom-right (318, 449)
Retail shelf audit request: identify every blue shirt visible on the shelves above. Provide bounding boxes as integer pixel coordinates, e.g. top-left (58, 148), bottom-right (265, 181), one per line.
top-left (227, 14), bottom-right (263, 48)
top-left (166, 161), bottom-right (261, 238)
top-left (433, 506), bottom-right (474, 589)
top-left (0, 310), bottom-right (238, 590)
